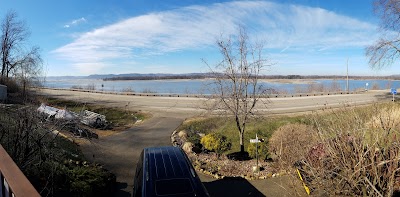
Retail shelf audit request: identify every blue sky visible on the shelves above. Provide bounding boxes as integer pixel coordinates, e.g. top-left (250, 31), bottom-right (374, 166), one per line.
top-left (1, 0), bottom-right (398, 76)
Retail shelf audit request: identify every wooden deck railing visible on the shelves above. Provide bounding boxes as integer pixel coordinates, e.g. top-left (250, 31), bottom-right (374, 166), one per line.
top-left (0, 145), bottom-right (40, 197)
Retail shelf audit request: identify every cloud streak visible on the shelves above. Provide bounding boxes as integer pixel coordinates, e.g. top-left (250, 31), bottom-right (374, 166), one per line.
top-left (53, 1), bottom-right (378, 74)
top-left (63, 17), bottom-right (87, 28)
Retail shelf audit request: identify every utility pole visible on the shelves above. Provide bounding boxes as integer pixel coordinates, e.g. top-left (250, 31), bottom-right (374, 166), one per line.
top-left (346, 58), bottom-right (349, 93)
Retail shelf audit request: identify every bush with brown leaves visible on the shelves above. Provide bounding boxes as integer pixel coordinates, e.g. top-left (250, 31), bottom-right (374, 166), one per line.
top-left (300, 104), bottom-right (400, 196)
top-left (268, 123), bottom-right (317, 168)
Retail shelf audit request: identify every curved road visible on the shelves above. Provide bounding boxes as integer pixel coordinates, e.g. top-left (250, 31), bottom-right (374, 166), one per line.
top-left (37, 89), bottom-right (388, 196)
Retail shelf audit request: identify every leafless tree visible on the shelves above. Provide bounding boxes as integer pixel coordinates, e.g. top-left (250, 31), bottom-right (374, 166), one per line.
top-left (206, 27), bottom-right (272, 153)
top-left (14, 46), bottom-right (42, 98)
top-left (1, 10), bottom-right (42, 85)
top-left (366, 0), bottom-right (400, 68)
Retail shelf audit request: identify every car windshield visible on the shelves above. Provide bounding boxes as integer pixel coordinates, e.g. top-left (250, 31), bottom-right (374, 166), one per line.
top-left (155, 178), bottom-right (193, 196)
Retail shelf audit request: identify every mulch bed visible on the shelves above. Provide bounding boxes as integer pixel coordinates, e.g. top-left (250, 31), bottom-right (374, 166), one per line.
top-left (187, 152), bottom-right (284, 180)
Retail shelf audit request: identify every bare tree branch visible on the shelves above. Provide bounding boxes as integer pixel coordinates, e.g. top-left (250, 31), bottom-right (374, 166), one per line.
top-left (0, 10), bottom-right (42, 103)
top-left (366, 0), bottom-right (400, 69)
top-left (208, 26), bottom-right (272, 152)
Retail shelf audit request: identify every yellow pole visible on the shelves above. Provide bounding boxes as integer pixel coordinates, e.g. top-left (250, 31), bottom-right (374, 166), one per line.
top-left (296, 168), bottom-right (310, 195)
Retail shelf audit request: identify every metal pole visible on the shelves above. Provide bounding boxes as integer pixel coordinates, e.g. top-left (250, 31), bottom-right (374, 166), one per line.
top-left (394, 93), bottom-right (395, 102)
top-left (256, 134), bottom-right (258, 172)
top-left (346, 58), bottom-right (349, 93)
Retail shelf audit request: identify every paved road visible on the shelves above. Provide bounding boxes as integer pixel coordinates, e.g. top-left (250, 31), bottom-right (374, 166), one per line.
top-left (38, 89), bottom-right (386, 115)
top-left (37, 89), bottom-right (388, 196)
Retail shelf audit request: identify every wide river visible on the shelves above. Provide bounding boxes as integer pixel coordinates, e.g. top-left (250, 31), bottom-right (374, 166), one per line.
top-left (44, 78), bottom-right (400, 94)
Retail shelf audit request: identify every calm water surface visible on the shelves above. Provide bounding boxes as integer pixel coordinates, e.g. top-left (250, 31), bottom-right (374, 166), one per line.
top-left (44, 78), bottom-right (400, 94)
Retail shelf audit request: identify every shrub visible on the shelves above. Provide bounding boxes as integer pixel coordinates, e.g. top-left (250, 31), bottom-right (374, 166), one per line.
top-left (187, 133), bottom-right (202, 152)
top-left (141, 88), bottom-right (157, 93)
top-left (67, 164), bottom-right (115, 197)
top-left (1, 78), bottom-right (19, 93)
top-left (121, 87), bottom-right (135, 92)
top-left (371, 82), bottom-right (380, 90)
top-left (201, 133), bottom-right (231, 155)
top-left (71, 85), bottom-right (83, 89)
top-left (86, 83), bottom-right (96, 90)
top-left (268, 123), bottom-right (317, 168)
top-left (307, 83), bottom-right (325, 93)
top-left (300, 105), bottom-right (400, 196)
top-left (247, 141), bottom-right (269, 161)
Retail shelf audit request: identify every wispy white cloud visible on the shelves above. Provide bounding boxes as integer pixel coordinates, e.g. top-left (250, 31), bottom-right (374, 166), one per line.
top-left (52, 1), bottom-right (378, 74)
top-left (63, 17), bottom-right (87, 28)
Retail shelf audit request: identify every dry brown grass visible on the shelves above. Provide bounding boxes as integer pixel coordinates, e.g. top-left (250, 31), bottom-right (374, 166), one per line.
top-left (268, 123), bottom-right (318, 169)
top-left (299, 104), bottom-right (400, 196)
top-left (368, 105), bottom-right (400, 131)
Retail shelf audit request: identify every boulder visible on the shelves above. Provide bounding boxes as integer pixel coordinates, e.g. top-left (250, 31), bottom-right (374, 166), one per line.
top-left (178, 130), bottom-right (188, 142)
top-left (182, 142), bottom-right (194, 154)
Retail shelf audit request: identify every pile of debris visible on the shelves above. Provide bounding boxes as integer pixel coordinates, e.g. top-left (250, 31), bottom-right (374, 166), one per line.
top-left (37, 103), bottom-right (108, 127)
top-left (37, 103), bottom-right (75, 120)
top-left (37, 103), bottom-right (107, 139)
top-left (79, 110), bottom-right (107, 128)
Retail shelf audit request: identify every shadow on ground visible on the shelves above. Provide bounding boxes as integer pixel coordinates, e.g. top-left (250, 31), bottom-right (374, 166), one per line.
top-left (203, 177), bottom-right (265, 197)
top-left (114, 182), bottom-right (131, 197)
top-left (226, 151), bottom-right (252, 161)
top-left (374, 92), bottom-right (398, 101)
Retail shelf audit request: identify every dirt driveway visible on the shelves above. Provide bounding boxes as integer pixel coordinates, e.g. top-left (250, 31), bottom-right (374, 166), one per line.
top-left (80, 114), bottom-right (186, 196)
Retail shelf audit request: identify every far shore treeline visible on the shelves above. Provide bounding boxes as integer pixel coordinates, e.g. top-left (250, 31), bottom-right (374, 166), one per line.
top-left (101, 73), bottom-right (400, 81)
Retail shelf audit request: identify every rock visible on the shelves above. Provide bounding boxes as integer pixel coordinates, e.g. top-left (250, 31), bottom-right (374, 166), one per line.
top-left (171, 130), bottom-right (180, 145)
top-left (198, 133), bottom-right (205, 137)
top-left (182, 142), bottom-right (194, 154)
top-left (178, 130), bottom-right (188, 141)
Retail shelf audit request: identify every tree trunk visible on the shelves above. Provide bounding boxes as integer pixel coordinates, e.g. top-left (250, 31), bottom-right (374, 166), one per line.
top-left (240, 131), bottom-right (244, 152)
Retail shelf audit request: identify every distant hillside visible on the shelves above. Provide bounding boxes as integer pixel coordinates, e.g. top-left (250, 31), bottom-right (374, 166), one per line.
top-left (263, 75), bottom-right (400, 80)
top-left (46, 73), bottom-right (400, 81)
top-left (101, 73), bottom-right (209, 81)
top-left (102, 74), bottom-right (400, 81)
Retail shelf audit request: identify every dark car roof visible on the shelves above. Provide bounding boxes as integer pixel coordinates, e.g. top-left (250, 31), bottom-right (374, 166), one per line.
top-left (142, 146), bottom-right (209, 197)
top-left (144, 146), bottom-right (195, 180)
